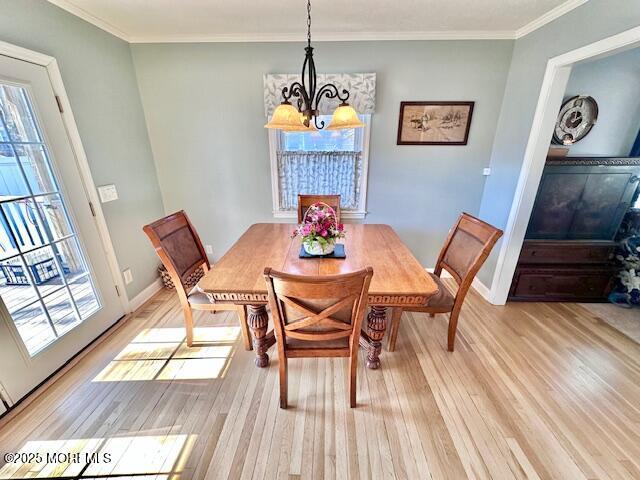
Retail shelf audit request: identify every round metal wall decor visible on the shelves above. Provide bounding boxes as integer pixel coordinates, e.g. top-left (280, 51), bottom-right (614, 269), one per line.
top-left (552, 95), bottom-right (598, 145)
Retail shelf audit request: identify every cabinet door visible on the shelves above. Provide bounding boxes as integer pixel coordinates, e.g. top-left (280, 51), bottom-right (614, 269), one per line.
top-left (526, 172), bottom-right (588, 239)
top-left (569, 172), bottom-right (638, 239)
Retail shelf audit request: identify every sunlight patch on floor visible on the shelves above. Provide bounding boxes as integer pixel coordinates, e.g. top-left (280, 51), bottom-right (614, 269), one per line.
top-left (92, 326), bottom-right (240, 382)
top-left (0, 434), bottom-right (194, 479)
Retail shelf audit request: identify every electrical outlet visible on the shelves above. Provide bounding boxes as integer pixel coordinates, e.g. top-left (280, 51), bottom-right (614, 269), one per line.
top-left (205, 245), bottom-right (213, 254)
top-left (123, 268), bottom-right (133, 285)
top-left (482, 167), bottom-right (492, 176)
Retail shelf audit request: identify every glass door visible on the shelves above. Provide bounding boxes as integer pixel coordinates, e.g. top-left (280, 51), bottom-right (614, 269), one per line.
top-left (0, 84), bottom-right (101, 355)
top-left (0, 54), bottom-right (125, 404)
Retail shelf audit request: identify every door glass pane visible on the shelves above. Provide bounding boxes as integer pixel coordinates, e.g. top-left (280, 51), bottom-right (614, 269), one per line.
top-left (69, 274), bottom-right (100, 319)
top-left (2, 199), bottom-right (48, 252)
top-left (43, 287), bottom-right (79, 336)
top-left (15, 144), bottom-right (58, 194)
top-left (0, 83), bottom-right (101, 356)
top-left (23, 246), bottom-right (65, 297)
top-left (11, 302), bottom-right (56, 353)
top-left (0, 257), bottom-right (37, 312)
top-left (35, 194), bottom-right (73, 240)
top-left (56, 237), bottom-right (87, 281)
top-left (0, 146), bottom-right (30, 198)
top-left (0, 85), bottom-right (40, 142)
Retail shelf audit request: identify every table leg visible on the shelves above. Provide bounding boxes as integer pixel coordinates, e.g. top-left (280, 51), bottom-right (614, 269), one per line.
top-left (247, 304), bottom-right (270, 367)
top-left (362, 305), bottom-right (387, 369)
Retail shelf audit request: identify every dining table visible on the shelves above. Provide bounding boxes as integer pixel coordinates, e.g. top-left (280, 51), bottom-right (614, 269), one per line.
top-left (198, 223), bottom-right (439, 369)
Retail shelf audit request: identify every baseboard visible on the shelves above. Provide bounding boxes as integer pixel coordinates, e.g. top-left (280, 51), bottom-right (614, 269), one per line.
top-left (128, 277), bottom-right (163, 312)
top-left (471, 277), bottom-right (492, 302)
top-left (426, 267), bottom-right (493, 303)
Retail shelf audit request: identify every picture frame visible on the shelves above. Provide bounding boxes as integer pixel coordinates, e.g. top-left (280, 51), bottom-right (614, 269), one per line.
top-left (397, 101), bottom-right (475, 146)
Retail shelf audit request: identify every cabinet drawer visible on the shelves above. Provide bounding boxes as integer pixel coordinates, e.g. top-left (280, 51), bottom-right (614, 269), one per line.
top-left (519, 241), bottom-right (615, 265)
top-left (509, 267), bottom-right (614, 302)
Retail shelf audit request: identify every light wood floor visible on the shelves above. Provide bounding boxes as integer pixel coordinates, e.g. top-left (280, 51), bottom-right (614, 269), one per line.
top-left (581, 302), bottom-right (640, 343)
top-left (1, 284), bottom-right (640, 480)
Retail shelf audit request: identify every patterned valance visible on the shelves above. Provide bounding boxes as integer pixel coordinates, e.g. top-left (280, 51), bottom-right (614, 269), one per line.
top-left (264, 73), bottom-right (376, 117)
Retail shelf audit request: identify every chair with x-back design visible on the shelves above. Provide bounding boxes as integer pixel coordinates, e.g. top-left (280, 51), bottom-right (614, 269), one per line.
top-left (264, 267), bottom-right (373, 408)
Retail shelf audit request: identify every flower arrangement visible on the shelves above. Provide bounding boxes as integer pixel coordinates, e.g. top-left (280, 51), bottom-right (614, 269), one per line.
top-left (292, 202), bottom-right (345, 255)
top-left (609, 234), bottom-right (640, 308)
top-left (609, 211), bottom-right (640, 308)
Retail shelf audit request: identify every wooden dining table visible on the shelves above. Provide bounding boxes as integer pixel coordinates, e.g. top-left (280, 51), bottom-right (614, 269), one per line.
top-left (198, 223), bottom-right (438, 369)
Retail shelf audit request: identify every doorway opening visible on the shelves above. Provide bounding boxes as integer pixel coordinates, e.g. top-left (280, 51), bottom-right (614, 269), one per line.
top-left (490, 26), bottom-right (640, 310)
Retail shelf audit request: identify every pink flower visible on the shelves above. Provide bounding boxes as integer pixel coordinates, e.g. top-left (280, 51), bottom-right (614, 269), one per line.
top-left (320, 230), bottom-right (328, 237)
top-left (337, 223), bottom-right (344, 232)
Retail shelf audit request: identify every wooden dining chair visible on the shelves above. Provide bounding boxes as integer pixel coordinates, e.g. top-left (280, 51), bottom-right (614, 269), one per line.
top-left (387, 213), bottom-right (503, 352)
top-left (143, 210), bottom-right (251, 350)
top-left (264, 267), bottom-right (373, 408)
top-left (297, 194), bottom-right (341, 223)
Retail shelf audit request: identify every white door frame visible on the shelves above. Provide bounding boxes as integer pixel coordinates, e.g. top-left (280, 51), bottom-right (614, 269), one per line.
top-left (490, 25), bottom-right (640, 305)
top-left (0, 40), bottom-right (130, 312)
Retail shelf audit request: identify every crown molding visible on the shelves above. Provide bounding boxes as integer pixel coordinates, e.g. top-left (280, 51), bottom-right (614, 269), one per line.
top-left (128, 30), bottom-right (516, 43)
top-left (515, 0), bottom-right (589, 39)
top-left (48, 0), bottom-right (588, 44)
top-left (47, 0), bottom-right (131, 41)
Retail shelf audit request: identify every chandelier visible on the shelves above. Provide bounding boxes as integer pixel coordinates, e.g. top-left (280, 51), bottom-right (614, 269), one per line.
top-left (264, 0), bottom-right (364, 132)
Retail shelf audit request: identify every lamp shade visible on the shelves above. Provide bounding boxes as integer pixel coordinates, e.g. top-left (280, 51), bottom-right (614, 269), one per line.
top-left (326, 104), bottom-right (364, 130)
top-left (264, 103), bottom-right (308, 131)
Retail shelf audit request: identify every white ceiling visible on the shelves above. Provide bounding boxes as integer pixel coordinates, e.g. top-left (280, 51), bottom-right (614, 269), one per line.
top-left (48, 0), bottom-right (588, 43)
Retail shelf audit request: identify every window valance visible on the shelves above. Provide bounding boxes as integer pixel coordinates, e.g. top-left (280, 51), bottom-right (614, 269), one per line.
top-left (263, 73), bottom-right (376, 117)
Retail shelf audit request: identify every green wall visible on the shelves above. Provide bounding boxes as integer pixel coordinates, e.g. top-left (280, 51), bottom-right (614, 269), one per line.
top-left (0, 0), bottom-right (165, 299)
top-left (130, 40), bottom-right (513, 268)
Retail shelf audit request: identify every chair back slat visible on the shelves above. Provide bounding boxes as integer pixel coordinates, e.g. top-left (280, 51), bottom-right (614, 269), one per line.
top-left (297, 194), bottom-right (341, 223)
top-left (143, 211), bottom-right (209, 295)
top-left (264, 267), bottom-right (373, 355)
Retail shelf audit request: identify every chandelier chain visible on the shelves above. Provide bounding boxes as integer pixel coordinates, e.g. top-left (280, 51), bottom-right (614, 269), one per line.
top-left (307, 0), bottom-right (312, 47)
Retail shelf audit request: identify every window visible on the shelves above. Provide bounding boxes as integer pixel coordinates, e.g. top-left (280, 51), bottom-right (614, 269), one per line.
top-left (268, 114), bottom-right (371, 218)
top-left (0, 84), bottom-right (100, 356)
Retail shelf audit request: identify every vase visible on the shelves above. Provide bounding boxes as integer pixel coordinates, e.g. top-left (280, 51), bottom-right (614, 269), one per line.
top-left (303, 239), bottom-right (335, 256)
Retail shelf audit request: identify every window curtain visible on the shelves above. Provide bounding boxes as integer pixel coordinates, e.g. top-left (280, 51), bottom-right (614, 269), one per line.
top-left (277, 151), bottom-right (362, 210)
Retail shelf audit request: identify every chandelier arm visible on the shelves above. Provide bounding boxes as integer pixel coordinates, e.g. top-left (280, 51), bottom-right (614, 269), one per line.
top-left (313, 115), bottom-right (325, 130)
top-left (314, 83), bottom-right (350, 112)
top-left (282, 82), bottom-right (310, 108)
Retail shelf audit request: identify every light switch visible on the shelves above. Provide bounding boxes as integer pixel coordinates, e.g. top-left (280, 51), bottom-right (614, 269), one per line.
top-left (98, 184), bottom-right (118, 203)
top-left (123, 268), bottom-right (133, 285)
top-left (482, 168), bottom-right (491, 176)
top-left (205, 245), bottom-right (213, 254)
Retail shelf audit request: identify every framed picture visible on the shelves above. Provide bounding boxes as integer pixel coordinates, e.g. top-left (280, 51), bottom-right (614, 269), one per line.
top-left (397, 101), bottom-right (475, 145)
